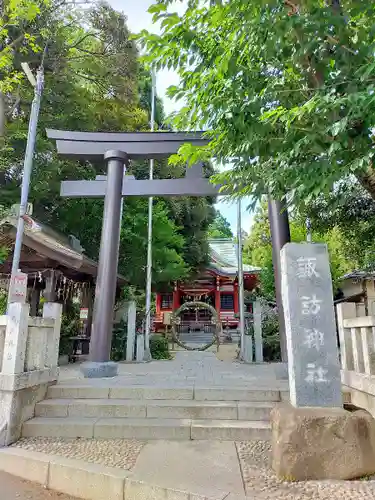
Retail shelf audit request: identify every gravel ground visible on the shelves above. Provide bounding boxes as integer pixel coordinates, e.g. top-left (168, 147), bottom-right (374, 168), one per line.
top-left (13, 437), bottom-right (145, 470)
top-left (0, 470), bottom-right (80, 500)
top-left (237, 441), bottom-right (375, 500)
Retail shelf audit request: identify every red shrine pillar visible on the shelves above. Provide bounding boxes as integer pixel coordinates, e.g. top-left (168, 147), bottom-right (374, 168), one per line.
top-left (156, 293), bottom-right (161, 315)
top-left (215, 276), bottom-right (221, 316)
top-left (234, 281), bottom-right (239, 314)
top-left (172, 282), bottom-right (180, 310)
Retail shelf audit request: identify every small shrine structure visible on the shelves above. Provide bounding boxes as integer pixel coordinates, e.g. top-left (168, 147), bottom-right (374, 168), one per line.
top-left (153, 238), bottom-right (260, 332)
top-left (0, 214), bottom-right (126, 318)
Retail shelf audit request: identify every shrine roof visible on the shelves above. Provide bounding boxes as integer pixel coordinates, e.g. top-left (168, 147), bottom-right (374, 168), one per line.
top-left (0, 214), bottom-right (126, 283)
top-left (208, 239), bottom-right (260, 276)
top-left (341, 270), bottom-right (375, 280)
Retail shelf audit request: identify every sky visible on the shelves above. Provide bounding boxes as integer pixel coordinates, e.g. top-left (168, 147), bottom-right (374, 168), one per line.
top-left (108, 0), bottom-right (254, 233)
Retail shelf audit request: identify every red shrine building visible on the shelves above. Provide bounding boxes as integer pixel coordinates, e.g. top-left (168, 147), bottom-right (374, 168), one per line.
top-left (153, 239), bottom-right (260, 332)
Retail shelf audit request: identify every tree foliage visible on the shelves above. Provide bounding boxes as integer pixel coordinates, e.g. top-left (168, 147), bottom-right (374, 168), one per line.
top-left (299, 179), bottom-right (375, 271)
top-left (244, 200), bottom-right (355, 299)
top-left (138, 1), bottom-right (375, 205)
top-left (0, 0), bottom-right (214, 292)
top-left (208, 209), bottom-right (233, 239)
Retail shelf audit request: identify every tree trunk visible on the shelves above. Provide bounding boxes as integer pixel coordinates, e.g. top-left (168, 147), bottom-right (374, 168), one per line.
top-left (356, 169), bottom-right (375, 201)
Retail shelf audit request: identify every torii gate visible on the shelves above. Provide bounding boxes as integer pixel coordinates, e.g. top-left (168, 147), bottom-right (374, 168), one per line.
top-left (46, 129), bottom-right (290, 376)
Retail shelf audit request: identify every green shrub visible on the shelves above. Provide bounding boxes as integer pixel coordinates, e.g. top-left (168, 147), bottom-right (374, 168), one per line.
top-left (59, 309), bottom-right (81, 356)
top-left (262, 310), bottom-right (281, 362)
top-left (150, 334), bottom-right (171, 360)
top-left (0, 289), bottom-right (7, 315)
top-left (111, 321), bottom-right (128, 361)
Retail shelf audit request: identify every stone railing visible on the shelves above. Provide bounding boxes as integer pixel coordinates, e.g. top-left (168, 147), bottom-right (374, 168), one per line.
top-left (0, 302), bottom-right (62, 446)
top-left (336, 303), bottom-right (375, 375)
top-left (0, 303), bottom-right (62, 375)
top-left (0, 316), bottom-right (56, 373)
top-left (341, 315), bottom-right (375, 375)
top-left (336, 302), bottom-right (375, 416)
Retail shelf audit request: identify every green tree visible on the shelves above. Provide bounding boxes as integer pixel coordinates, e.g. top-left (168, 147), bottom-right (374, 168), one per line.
top-left (208, 209), bottom-right (233, 239)
top-left (244, 200), bottom-right (354, 299)
top-left (0, 1), bottom-right (214, 292)
top-left (138, 1), bottom-right (375, 205)
top-left (0, 0), bottom-right (51, 139)
top-left (300, 181), bottom-right (375, 271)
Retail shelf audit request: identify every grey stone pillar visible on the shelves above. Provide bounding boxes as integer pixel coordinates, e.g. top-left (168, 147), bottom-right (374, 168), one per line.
top-left (136, 333), bottom-right (145, 362)
top-left (84, 150), bottom-right (128, 378)
top-left (254, 300), bottom-right (263, 362)
top-left (268, 197), bottom-right (291, 362)
top-left (126, 301), bottom-right (137, 361)
top-left (30, 288), bottom-right (41, 317)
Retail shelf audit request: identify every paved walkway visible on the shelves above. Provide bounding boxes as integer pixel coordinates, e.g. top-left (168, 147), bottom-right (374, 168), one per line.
top-left (58, 351), bottom-right (288, 389)
top-left (1, 470), bottom-right (79, 500)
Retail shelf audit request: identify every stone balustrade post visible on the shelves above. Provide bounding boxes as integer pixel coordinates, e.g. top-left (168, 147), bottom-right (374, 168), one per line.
top-left (336, 302), bottom-right (356, 372)
top-left (43, 302), bottom-right (63, 369)
top-left (2, 302), bottom-right (29, 374)
top-left (126, 301), bottom-right (136, 361)
top-left (254, 300), bottom-right (263, 362)
top-left (136, 333), bottom-right (145, 362)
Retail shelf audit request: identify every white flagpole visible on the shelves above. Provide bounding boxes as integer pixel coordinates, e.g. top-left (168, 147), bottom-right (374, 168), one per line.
top-left (237, 198), bottom-right (245, 359)
top-left (144, 70), bottom-right (156, 359)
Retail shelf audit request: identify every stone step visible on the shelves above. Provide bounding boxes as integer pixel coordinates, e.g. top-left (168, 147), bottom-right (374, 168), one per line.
top-left (35, 398), bottom-right (274, 420)
top-left (22, 417), bottom-right (271, 441)
top-left (47, 384), bottom-right (282, 402)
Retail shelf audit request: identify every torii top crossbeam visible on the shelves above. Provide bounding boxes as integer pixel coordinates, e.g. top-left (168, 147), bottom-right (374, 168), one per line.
top-left (46, 129), bottom-right (208, 160)
top-left (47, 129), bottom-right (222, 198)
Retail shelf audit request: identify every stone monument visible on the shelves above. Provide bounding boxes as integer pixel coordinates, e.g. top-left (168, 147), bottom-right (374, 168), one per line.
top-left (271, 243), bottom-right (375, 481)
top-left (281, 243), bottom-right (341, 407)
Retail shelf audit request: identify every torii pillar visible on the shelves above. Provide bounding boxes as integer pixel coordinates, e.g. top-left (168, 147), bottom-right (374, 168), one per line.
top-left (268, 197), bottom-right (291, 362)
top-left (88, 150), bottom-right (128, 375)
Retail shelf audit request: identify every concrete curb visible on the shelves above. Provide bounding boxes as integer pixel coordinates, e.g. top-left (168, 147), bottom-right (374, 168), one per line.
top-left (0, 447), bottom-right (249, 500)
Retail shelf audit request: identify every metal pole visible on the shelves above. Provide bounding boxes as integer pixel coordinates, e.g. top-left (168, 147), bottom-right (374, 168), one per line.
top-left (306, 217), bottom-right (312, 242)
top-left (144, 70), bottom-right (156, 360)
top-left (237, 199), bottom-right (246, 360)
top-left (10, 67), bottom-right (44, 277)
top-left (89, 150), bottom-right (128, 365)
top-left (268, 197), bottom-right (291, 362)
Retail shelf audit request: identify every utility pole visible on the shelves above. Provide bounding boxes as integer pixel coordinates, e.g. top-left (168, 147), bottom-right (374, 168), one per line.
top-left (144, 70), bottom-right (156, 360)
top-left (10, 64), bottom-right (44, 281)
top-left (237, 198), bottom-right (245, 359)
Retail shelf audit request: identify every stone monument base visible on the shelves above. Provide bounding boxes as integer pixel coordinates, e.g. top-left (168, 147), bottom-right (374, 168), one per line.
top-left (271, 403), bottom-right (375, 480)
top-left (80, 361), bottom-right (118, 378)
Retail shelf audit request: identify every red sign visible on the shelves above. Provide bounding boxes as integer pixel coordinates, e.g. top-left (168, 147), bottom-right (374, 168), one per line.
top-left (9, 272), bottom-right (27, 303)
top-left (80, 308), bottom-right (89, 320)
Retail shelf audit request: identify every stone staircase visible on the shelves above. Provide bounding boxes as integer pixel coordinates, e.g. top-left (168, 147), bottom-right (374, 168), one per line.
top-left (22, 382), bottom-right (286, 441)
top-left (178, 330), bottom-right (214, 346)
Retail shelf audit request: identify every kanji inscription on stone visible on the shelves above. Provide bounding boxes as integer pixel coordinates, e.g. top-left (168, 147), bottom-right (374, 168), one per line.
top-left (281, 243), bottom-right (342, 408)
